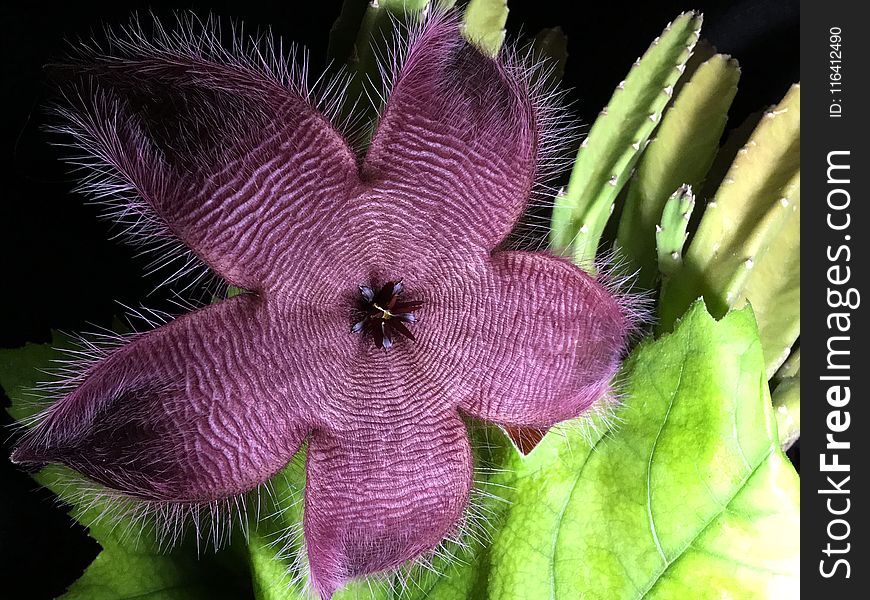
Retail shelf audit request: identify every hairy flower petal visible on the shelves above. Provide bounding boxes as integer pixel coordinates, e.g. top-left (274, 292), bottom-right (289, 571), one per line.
top-left (362, 13), bottom-right (545, 254)
top-left (12, 296), bottom-right (313, 502)
top-left (456, 252), bottom-right (631, 427)
top-left (10, 11), bottom-right (639, 596)
top-left (304, 411), bottom-right (472, 598)
top-left (57, 33), bottom-right (359, 290)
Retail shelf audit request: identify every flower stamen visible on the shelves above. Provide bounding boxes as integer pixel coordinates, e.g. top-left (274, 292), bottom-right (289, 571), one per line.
top-left (352, 281), bottom-right (422, 349)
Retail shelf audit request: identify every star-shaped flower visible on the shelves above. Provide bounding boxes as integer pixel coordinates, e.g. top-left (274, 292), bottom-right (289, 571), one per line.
top-left (12, 12), bottom-right (635, 598)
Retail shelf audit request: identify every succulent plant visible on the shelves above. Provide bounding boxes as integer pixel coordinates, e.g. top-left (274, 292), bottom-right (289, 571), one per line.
top-left (550, 10), bottom-right (800, 449)
top-left (654, 183), bottom-right (695, 280)
top-left (3, 2), bottom-right (799, 599)
top-left (550, 12), bottom-right (702, 270)
top-left (658, 85), bottom-right (800, 340)
top-left (617, 52), bottom-right (740, 289)
top-left (773, 346), bottom-right (801, 450)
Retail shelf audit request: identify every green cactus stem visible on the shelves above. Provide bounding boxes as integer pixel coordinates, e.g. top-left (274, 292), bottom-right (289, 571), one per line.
top-left (715, 173), bottom-right (799, 315)
top-left (698, 109), bottom-right (763, 202)
top-left (617, 53), bottom-right (740, 288)
top-left (659, 84), bottom-right (800, 334)
top-left (772, 373), bottom-right (800, 450)
top-left (670, 38), bottom-right (716, 97)
top-left (772, 346), bottom-right (800, 450)
top-left (462, 0), bottom-right (509, 57)
top-left (328, 0), bottom-right (371, 64)
top-left (333, 0), bottom-right (431, 125)
top-left (775, 346), bottom-right (800, 382)
top-left (532, 27), bottom-right (568, 85)
top-left (549, 12), bottom-right (702, 272)
top-left (742, 183), bottom-right (800, 377)
top-left (655, 184), bottom-right (695, 280)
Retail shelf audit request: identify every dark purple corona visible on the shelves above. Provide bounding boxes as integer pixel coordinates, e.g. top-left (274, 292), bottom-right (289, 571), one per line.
top-left (352, 281), bottom-right (423, 350)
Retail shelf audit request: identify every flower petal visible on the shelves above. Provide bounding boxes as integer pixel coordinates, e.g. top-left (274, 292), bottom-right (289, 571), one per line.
top-left (362, 13), bottom-right (547, 253)
top-left (457, 252), bottom-right (632, 427)
top-left (303, 411), bottom-right (472, 597)
top-left (57, 18), bottom-right (359, 290)
top-left (11, 296), bottom-right (314, 503)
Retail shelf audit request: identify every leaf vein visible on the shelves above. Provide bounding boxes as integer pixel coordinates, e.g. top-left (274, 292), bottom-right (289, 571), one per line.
top-left (644, 359), bottom-right (686, 564)
top-left (549, 431), bottom-right (610, 600)
top-left (634, 445), bottom-right (775, 599)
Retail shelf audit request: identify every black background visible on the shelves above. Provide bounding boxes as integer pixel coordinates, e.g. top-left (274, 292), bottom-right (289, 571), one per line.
top-left (0, 1), bottom-right (798, 597)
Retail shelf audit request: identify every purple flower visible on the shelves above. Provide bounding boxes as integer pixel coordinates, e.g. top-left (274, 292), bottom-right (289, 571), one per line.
top-left (12, 12), bottom-right (635, 598)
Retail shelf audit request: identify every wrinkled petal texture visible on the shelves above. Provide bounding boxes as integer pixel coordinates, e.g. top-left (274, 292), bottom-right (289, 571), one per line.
top-left (13, 10), bottom-right (634, 598)
top-left (456, 252), bottom-right (630, 426)
top-left (305, 413), bottom-right (471, 596)
top-left (12, 296), bottom-right (316, 502)
top-left (359, 12), bottom-right (541, 264)
top-left (56, 28), bottom-right (359, 291)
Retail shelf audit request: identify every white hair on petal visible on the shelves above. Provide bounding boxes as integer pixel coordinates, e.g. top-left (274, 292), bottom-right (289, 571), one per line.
top-left (48, 11), bottom-right (358, 294)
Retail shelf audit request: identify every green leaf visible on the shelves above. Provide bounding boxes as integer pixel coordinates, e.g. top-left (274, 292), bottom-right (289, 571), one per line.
top-left (61, 545), bottom-right (243, 600)
top-left (246, 453), bottom-right (311, 600)
top-left (549, 12), bottom-right (702, 269)
top-left (485, 303), bottom-right (800, 598)
top-left (2, 338), bottom-right (63, 422)
top-left (617, 53), bottom-right (740, 287)
top-left (462, 0), bottom-right (509, 57)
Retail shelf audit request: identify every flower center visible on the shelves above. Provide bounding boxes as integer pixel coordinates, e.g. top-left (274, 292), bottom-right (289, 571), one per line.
top-left (351, 281), bottom-right (423, 350)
